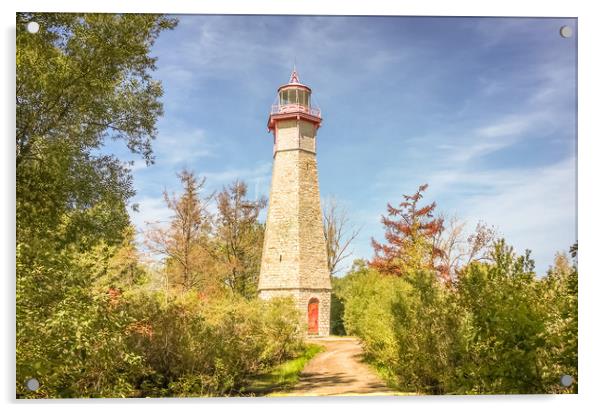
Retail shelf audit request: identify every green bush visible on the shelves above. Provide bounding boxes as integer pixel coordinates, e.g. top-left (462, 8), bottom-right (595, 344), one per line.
top-left (17, 249), bottom-right (305, 399)
top-left (537, 253), bottom-right (578, 393)
top-left (390, 270), bottom-right (465, 394)
top-left (16, 245), bottom-right (147, 398)
top-left (336, 261), bottom-right (406, 385)
top-left (339, 240), bottom-right (578, 394)
top-left (337, 263), bottom-right (462, 393)
top-left (123, 292), bottom-right (304, 397)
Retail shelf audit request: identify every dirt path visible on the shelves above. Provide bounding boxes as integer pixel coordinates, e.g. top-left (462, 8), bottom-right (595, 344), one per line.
top-left (283, 337), bottom-right (396, 397)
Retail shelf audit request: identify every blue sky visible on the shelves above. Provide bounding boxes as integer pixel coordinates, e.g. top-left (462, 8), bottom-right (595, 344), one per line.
top-left (111, 15), bottom-right (577, 276)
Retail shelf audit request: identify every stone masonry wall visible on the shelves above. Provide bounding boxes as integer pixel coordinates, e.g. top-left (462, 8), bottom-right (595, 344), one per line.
top-left (259, 289), bottom-right (331, 336)
top-left (258, 117), bottom-right (331, 336)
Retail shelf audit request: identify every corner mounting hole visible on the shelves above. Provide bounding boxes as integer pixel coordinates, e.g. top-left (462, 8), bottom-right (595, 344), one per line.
top-left (560, 374), bottom-right (573, 387)
top-left (559, 25), bottom-right (573, 38)
top-left (26, 377), bottom-right (40, 391)
top-left (27, 22), bottom-right (40, 34)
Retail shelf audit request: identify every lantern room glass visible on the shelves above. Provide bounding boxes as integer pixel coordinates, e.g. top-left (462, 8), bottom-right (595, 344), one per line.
top-left (279, 88), bottom-right (310, 108)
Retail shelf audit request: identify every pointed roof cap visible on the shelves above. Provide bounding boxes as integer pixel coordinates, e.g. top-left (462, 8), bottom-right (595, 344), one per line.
top-left (278, 65), bottom-right (311, 92)
top-left (289, 66), bottom-right (300, 84)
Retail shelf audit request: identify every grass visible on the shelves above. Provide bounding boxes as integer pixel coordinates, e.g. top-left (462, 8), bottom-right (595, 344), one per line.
top-left (241, 343), bottom-right (324, 396)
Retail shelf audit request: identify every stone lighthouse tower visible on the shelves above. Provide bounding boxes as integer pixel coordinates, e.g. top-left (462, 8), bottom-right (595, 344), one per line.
top-left (258, 68), bottom-right (331, 336)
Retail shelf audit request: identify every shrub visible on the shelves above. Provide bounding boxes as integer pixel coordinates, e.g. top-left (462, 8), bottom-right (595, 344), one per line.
top-left (453, 241), bottom-right (547, 394)
top-left (336, 262), bottom-right (405, 384)
top-left (339, 240), bottom-right (578, 394)
top-left (16, 247), bottom-right (147, 398)
top-left (123, 292), bottom-right (304, 397)
top-left (390, 270), bottom-right (465, 394)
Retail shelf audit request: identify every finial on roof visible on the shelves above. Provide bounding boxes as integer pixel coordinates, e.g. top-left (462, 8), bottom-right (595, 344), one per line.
top-left (289, 65), bottom-right (300, 84)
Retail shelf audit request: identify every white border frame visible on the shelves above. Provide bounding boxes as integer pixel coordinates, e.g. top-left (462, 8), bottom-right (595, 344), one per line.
top-left (3, 1), bottom-right (600, 411)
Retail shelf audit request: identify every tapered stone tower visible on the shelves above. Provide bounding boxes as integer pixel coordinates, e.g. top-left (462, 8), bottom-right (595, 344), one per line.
top-left (258, 68), bottom-right (331, 336)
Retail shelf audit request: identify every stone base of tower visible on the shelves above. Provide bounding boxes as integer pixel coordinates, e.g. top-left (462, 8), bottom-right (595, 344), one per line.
top-left (259, 289), bottom-right (331, 337)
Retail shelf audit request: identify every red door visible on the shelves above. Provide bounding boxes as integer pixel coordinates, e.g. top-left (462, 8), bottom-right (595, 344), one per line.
top-left (308, 298), bottom-right (319, 334)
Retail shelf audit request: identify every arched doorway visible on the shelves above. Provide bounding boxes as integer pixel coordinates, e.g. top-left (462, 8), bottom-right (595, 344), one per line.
top-left (308, 298), bottom-right (319, 334)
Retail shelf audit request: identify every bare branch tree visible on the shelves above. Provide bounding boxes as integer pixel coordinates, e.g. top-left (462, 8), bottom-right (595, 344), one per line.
top-left (435, 216), bottom-right (496, 281)
top-left (323, 197), bottom-right (361, 276)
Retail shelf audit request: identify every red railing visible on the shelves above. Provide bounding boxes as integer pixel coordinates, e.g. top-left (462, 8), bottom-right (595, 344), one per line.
top-left (270, 104), bottom-right (321, 118)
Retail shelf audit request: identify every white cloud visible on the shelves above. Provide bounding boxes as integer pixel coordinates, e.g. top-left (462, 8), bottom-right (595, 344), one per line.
top-left (460, 157), bottom-right (576, 272)
top-left (351, 156), bottom-right (576, 276)
top-left (153, 127), bottom-right (216, 166)
top-left (476, 116), bottom-right (532, 138)
top-left (154, 15), bottom-right (414, 99)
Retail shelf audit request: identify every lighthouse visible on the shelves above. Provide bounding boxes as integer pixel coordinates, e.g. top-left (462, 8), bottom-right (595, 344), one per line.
top-left (258, 68), bottom-right (331, 336)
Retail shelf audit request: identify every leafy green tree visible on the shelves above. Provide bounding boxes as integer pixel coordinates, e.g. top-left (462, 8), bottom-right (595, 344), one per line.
top-left (336, 261), bottom-right (405, 384)
top-left (538, 252), bottom-right (578, 393)
top-left (389, 270), bottom-right (465, 394)
top-left (17, 12), bottom-right (176, 248)
top-left (454, 240), bottom-right (547, 394)
top-left (338, 260), bottom-right (463, 394)
top-left (16, 12), bottom-right (176, 397)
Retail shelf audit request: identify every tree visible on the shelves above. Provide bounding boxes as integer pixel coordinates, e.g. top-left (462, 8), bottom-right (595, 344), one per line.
top-left (435, 217), bottom-right (496, 281)
top-left (87, 225), bottom-right (149, 290)
top-left (370, 184), bottom-right (445, 279)
top-left (16, 13), bottom-right (176, 165)
top-left (145, 170), bottom-right (216, 293)
top-left (322, 197), bottom-right (361, 276)
top-left (214, 180), bottom-right (267, 298)
top-left (17, 13), bottom-right (177, 250)
top-left (16, 13), bottom-right (176, 397)
top-left (538, 252), bottom-right (578, 393)
top-left (454, 240), bottom-right (547, 393)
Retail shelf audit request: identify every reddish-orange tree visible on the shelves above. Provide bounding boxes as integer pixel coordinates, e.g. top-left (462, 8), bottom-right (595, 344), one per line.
top-left (370, 184), bottom-right (447, 280)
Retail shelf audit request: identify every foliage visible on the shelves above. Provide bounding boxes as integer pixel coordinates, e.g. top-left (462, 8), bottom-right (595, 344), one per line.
top-left (145, 170), bottom-right (218, 293)
top-left (15, 12), bottom-right (304, 398)
top-left (16, 242), bottom-right (148, 398)
top-left (17, 13), bottom-right (176, 166)
top-left (453, 240), bottom-right (548, 394)
top-left (124, 293), bottom-right (304, 397)
top-left (337, 261), bottom-right (406, 379)
top-left (18, 254), bottom-right (305, 399)
top-left (17, 13), bottom-right (177, 254)
top-left (16, 12), bottom-right (177, 398)
top-left (242, 344), bottom-right (323, 395)
top-left (390, 270), bottom-right (465, 394)
top-left (214, 180), bottom-right (267, 298)
top-left (370, 184), bottom-right (445, 279)
top-left (329, 276), bottom-right (347, 335)
top-left (339, 240), bottom-right (578, 394)
top-left (537, 252), bottom-right (578, 393)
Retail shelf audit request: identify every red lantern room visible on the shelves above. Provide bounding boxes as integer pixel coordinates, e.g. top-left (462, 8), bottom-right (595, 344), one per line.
top-left (267, 67), bottom-right (322, 133)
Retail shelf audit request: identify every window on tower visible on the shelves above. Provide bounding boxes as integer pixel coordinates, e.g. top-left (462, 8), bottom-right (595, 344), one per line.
top-left (279, 90), bottom-right (293, 105)
top-left (279, 88), bottom-right (310, 108)
top-left (299, 90), bottom-right (309, 107)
